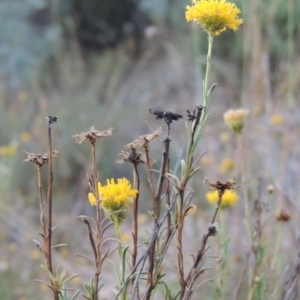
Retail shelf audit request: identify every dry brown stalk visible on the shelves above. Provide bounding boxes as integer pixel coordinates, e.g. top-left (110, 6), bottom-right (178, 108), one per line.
top-left (179, 179), bottom-right (238, 300)
top-left (72, 126), bottom-right (114, 300)
top-left (25, 116), bottom-right (59, 300)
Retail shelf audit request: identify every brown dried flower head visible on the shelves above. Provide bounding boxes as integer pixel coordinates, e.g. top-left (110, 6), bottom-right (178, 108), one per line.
top-left (24, 150), bottom-right (59, 167)
top-left (72, 126), bottom-right (113, 145)
top-left (149, 109), bottom-right (183, 125)
top-left (276, 209), bottom-right (291, 222)
top-left (204, 177), bottom-right (238, 194)
top-left (207, 222), bottom-right (218, 236)
top-left (126, 127), bottom-right (161, 149)
top-left (118, 149), bottom-right (146, 165)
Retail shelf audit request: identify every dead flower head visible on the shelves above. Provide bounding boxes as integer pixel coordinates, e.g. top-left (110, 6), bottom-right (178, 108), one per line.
top-left (24, 150), bottom-right (59, 167)
top-left (46, 115), bottom-right (58, 127)
top-left (204, 177), bottom-right (238, 195)
top-left (187, 105), bottom-right (204, 122)
top-left (276, 209), bottom-right (291, 222)
top-left (149, 109), bottom-right (183, 125)
top-left (125, 127), bottom-right (161, 149)
top-left (207, 222), bottom-right (218, 236)
top-left (118, 148), bottom-right (146, 165)
top-left (72, 126), bottom-right (113, 145)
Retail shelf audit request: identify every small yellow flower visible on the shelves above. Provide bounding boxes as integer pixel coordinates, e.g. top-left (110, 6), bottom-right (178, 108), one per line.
top-left (185, 0), bottom-right (243, 36)
top-left (72, 276), bottom-right (82, 285)
top-left (20, 131), bottom-right (32, 142)
top-left (206, 189), bottom-right (238, 209)
top-left (39, 283), bottom-right (48, 291)
top-left (88, 186), bottom-right (99, 206)
top-left (121, 232), bottom-right (131, 243)
top-left (17, 91), bottom-right (28, 101)
top-left (88, 178), bottom-right (138, 224)
top-left (219, 131), bottom-right (231, 143)
top-left (9, 242), bottom-right (17, 252)
top-left (0, 145), bottom-right (17, 156)
top-left (31, 249), bottom-right (42, 259)
top-left (270, 114), bottom-right (283, 125)
top-left (59, 247), bottom-right (70, 259)
top-left (138, 213), bottom-right (148, 224)
top-left (200, 155), bottom-right (212, 166)
top-left (217, 158), bottom-right (234, 173)
top-left (224, 109), bottom-right (249, 134)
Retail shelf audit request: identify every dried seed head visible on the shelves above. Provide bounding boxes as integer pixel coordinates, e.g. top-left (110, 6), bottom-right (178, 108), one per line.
top-left (72, 127), bottom-right (113, 145)
top-left (149, 109), bottom-right (183, 125)
top-left (207, 222), bottom-right (218, 236)
top-left (276, 209), bottom-right (291, 222)
top-left (204, 177), bottom-right (238, 194)
top-left (46, 116), bottom-right (58, 127)
top-left (118, 149), bottom-right (146, 165)
top-left (24, 150), bottom-right (59, 167)
top-left (267, 184), bottom-right (275, 194)
top-left (186, 105), bottom-right (204, 122)
top-left (126, 127), bottom-right (161, 149)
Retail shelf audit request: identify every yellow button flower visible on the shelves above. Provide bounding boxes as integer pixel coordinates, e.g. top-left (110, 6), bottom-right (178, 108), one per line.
top-left (88, 178), bottom-right (138, 224)
top-left (185, 0), bottom-right (243, 36)
top-left (206, 189), bottom-right (238, 209)
top-left (217, 158), bottom-right (234, 173)
top-left (270, 114), bottom-right (283, 125)
top-left (20, 131), bottom-right (32, 142)
top-left (0, 145), bottom-right (17, 156)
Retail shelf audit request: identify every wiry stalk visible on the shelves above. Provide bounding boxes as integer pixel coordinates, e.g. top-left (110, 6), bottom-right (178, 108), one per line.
top-left (181, 190), bottom-right (224, 300)
top-left (91, 142), bottom-right (100, 300)
top-left (47, 123), bottom-right (54, 276)
top-left (37, 165), bottom-right (47, 252)
top-left (46, 118), bottom-right (60, 300)
top-left (131, 162), bottom-right (140, 298)
top-left (146, 135), bottom-right (170, 300)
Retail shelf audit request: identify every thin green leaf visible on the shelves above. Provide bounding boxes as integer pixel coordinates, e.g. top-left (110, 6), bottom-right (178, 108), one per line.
top-left (61, 274), bottom-right (80, 286)
top-left (71, 290), bottom-right (81, 300)
top-left (41, 264), bottom-right (56, 283)
top-left (187, 166), bottom-right (201, 180)
top-left (207, 82), bottom-right (217, 99)
top-left (107, 258), bottom-right (121, 285)
top-left (180, 159), bottom-right (186, 179)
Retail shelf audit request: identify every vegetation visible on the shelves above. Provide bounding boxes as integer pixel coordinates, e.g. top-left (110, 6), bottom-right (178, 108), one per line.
top-left (0, 0), bottom-right (299, 299)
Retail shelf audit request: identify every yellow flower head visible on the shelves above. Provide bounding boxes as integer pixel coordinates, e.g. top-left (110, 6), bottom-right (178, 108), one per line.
top-left (217, 158), bottom-right (234, 173)
top-left (224, 108), bottom-right (249, 134)
top-left (88, 178), bottom-right (138, 223)
top-left (185, 0), bottom-right (243, 36)
top-left (206, 189), bottom-right (238, 209)
top-left (270, 114), bottom-right (283, 125)
top-left (0, 145), bottom-right (17, 156)
top-left (17, 90), bottom-right (28, 101)
top-left (20, 132), bottom-right (32, 142)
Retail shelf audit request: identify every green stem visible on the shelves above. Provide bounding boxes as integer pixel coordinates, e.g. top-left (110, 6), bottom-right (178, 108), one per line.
top-left (184, 34), bottom-right (215, 179)
top-left (217, 211), bottom-right (227, 300)
top-left (114, 220), bottom-right (123, 257)
top-left (287, 0), bottom-right (295, 108)
top-left (237, 134), bottom-right (249, 220)
top-left (204, 34), bottom-right (214, 106)
top-left (114, 220), bottom-right (127, 300)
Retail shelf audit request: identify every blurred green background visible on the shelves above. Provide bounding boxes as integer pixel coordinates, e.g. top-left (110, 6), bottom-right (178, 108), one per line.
top-left (0, 0), bottom-right (299, 299)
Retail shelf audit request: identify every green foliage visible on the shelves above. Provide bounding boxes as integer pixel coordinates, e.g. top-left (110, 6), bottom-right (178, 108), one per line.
top-left (0, 0), bottom-right (63, 87)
